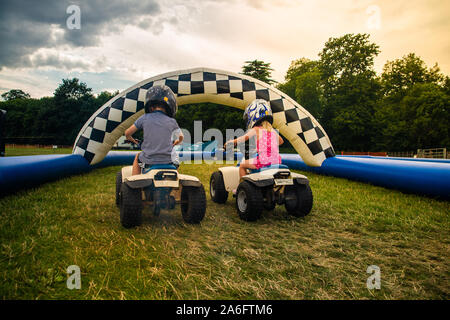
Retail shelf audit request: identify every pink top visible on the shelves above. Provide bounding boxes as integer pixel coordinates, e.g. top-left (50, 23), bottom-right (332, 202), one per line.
top-left (254, 128), bottom-right (281, 169)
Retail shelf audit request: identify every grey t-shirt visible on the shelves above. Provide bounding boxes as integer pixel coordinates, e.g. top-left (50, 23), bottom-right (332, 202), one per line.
top-left (134, 111), bottom-right (180, 165)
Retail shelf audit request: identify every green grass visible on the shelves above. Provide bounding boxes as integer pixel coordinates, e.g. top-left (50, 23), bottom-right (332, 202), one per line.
top-left (0, 151), bottom-right (449, 299)
top-left (4, 146), bottom-right (136, 157)
top-left (5, 146), bottom-right (72, 156)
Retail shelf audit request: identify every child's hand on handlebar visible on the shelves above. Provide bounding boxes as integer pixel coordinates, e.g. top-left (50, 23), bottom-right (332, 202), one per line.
top-left (223, 140), bottom-right (234, 149)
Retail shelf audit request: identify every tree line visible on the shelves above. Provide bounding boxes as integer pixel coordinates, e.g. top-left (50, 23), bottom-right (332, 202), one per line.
top-left (277, 34), bottom-right (449, 152)
top-left (1, 33), bottom-right (448, 151)
top-left (0, 79), bottom-right (118, 145)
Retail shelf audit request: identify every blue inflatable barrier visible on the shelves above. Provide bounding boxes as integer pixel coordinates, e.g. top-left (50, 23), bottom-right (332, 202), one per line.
top-left (1, 152), bottom-right (449, 199)
top-left (0, 154), bottom-right (90, 195)
top-left (337, 155), bottom-right (450, 164)
top-left (92, 151), bottom-right (139, 168)
top-left (0, 151), bottom-right (242, 196)
top-left (281, 154), bottom-right (450, 199)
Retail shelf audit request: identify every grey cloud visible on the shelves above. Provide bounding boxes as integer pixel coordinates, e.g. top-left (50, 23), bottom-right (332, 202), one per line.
top-left (0, 0), bottom-right (161, 69)
top-left (138, 18), bottom-right (153, 30)
top-left (30, 52), bottom-right (93, 70)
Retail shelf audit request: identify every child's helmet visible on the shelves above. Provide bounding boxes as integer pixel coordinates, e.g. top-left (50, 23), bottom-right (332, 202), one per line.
top-left (144, 85), bottom-right (178, 117)
top-left (243, 99), bottom-right (273, 130)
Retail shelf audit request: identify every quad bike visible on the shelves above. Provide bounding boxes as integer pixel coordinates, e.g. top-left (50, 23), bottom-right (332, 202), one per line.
top-left (116, 164), bottom-right (206, 228)
top-left (209, 154), bottom-right (313, 221)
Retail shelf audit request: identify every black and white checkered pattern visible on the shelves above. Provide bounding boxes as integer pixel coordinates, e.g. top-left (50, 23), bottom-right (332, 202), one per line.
top-left (73, 68), bottom-right (335, 166)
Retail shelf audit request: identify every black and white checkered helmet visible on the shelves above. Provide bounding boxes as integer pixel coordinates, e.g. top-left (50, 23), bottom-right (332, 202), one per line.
top-left (243, 99), bottom-right (273, 130)
top-left (144, 85), bottom-right (178, 117)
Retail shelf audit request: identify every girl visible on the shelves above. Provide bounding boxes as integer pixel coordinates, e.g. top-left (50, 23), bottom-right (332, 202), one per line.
top-left (225, 99), bottom-right (283, 179)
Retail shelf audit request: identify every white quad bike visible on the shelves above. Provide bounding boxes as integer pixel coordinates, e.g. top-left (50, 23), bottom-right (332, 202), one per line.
top-left (116, 164), bottom-right (206, 228)
top-left (210, 160), bottom-right (313, 221)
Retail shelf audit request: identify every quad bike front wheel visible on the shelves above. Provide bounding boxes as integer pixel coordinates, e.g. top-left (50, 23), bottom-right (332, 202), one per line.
top-left (120, 183), bottom-right (143, 228)
top-left (284, 183), bottom-right (313, 217)
top-left (210, 171), bottom-right (228, 203)
top-left (181, 186), bottom-right (206, 224)
top-left (236, 181), bottom-right (263, 221)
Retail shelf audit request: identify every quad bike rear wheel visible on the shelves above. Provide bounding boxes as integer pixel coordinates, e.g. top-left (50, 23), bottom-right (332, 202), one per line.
top-left (181, 186), bottom-right (206, 224)
top-left (120, 183), bottom-right (143, 228)
top-left (115, 170), bottom-right (122, 206)
top-left (284, 184), bottom-right (313, 217)
top-left (263, 189), bottom-right (276, 211)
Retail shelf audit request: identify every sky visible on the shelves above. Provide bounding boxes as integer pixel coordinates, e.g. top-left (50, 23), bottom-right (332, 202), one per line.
top-left (0, 0), bottom-right (449, 98)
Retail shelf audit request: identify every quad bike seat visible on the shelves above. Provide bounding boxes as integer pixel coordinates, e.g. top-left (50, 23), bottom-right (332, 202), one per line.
top-left (249, 164), bottom-right (289, 173)
top-left (142, 164), bottom-right (177, 174)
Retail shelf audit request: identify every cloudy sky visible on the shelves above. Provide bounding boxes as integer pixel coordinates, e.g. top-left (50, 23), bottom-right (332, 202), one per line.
top-left (0, 0), bottom-right (449, 98)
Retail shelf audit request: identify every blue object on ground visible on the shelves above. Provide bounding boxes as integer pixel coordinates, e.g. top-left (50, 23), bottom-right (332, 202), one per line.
top-left (142, 164), bottom-right (177, 174)
top-left (1, 151), bottom-right (449, 199)
top-left (249, 164), bottom-right (289, 173)
top-left (0, 154), bottom-right (90, 195)
top-left (281, 154), bottom-right (450, 199)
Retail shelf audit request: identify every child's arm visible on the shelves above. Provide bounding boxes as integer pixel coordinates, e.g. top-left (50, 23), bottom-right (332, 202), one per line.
top-left (275, 130), bottom-right (284, 145)
top-left (224, 128), bottom-right (256, 148)
top-left (125, 125), bottom-right (139, 145)
top-left (173, 130), bottom-right (184, 146)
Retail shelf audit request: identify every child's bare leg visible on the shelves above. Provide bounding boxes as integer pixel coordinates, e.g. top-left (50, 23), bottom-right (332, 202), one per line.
top-left (239, 165), bottom-right (247, 178)
top-left (239, 159), bottom-right (257, 178)
top-left (132, 153), bottom-right (141, 175)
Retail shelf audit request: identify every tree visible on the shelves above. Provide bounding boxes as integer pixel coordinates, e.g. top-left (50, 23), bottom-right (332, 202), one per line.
top-left (381, 53), bottom-right (445, 98)
top-left (1, 89), bottom-right (30, 101)
top-left (318, 33), bottom-right (381, 151)
top-left (241, 60), bottom-right (276, 84)
top-left (277, 58), bottom-right (323, 119)
top-left (319, 33), bottom-right (380, 94)
top-left (443, 76), bottom-right (450, 95)
top-left (286, 58), bottom-right (316, 79)
top-left (294, 70), bottom-right (324, 119)
top-left (374, 55), bottom-right (449, 151)
top-left (375, 83), bottom-right (449, 150)
top-left (176, 103), bottom-right (244, 143)
top-left (96, 90), bottom-right (119, 106)
top-left (54, 78), bottom-right (92, 101)
top-left (50, 78), bottom-right (96, 144)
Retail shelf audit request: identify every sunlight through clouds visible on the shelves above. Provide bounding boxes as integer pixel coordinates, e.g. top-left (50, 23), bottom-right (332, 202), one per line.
top-left (0, 0), bottom-right (448, 97)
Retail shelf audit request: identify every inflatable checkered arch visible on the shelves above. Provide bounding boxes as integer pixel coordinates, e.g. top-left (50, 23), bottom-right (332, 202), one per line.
top-left (73, 67), bottom-right (335, 166)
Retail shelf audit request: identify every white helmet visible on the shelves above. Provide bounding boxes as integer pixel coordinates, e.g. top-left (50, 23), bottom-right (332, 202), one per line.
top-left (243, 99), bottom-right (273, 130)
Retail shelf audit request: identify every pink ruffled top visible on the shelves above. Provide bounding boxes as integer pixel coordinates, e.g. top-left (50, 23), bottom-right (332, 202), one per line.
top-left (254, 129), bottom-right (281, 169)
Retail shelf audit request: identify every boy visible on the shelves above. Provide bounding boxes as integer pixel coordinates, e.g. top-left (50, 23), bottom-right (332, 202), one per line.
top-left (125, 85), bottom-right (183, 175)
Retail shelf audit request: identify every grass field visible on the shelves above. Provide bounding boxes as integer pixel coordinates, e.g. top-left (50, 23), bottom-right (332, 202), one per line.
top-left (4, 146), bottom-right (73, 156)
top-left (0, 148), bottom-right (449, 299)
